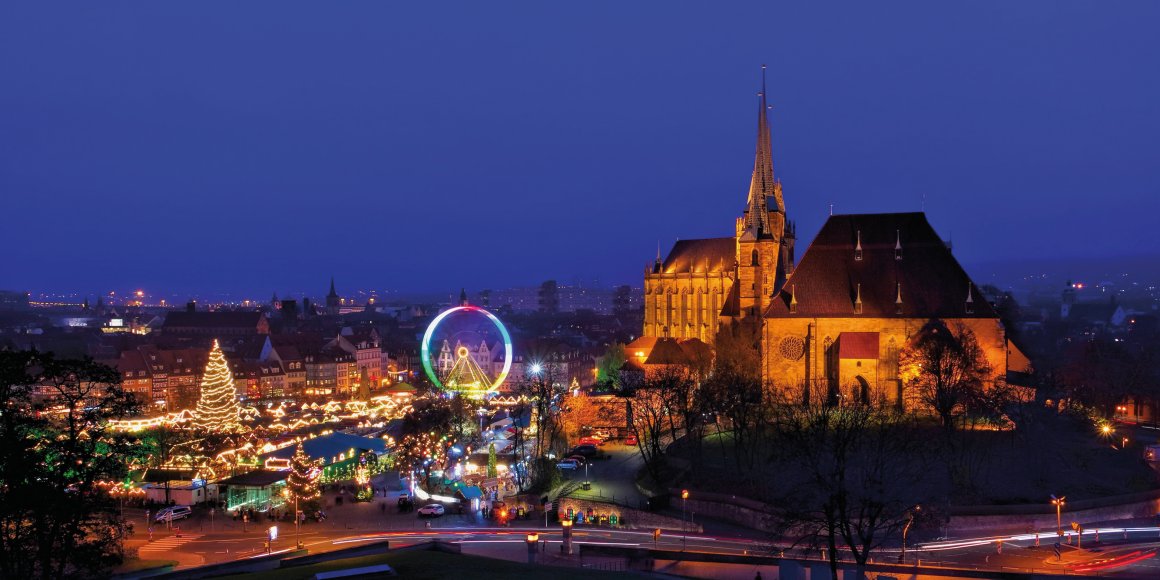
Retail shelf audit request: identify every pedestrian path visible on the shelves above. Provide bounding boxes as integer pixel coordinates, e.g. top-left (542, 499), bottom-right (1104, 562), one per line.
top-left (140, 533), bottom-right (203, 552)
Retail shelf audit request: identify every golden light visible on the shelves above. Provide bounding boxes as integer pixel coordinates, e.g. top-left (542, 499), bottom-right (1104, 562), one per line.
top-left (457, 346), bottom-right (470, 358)
top-left (681, 489), bottom-right (689, 500)
top-left (1101, 424), bottom-right (1112, 435)
top-left (561, 519), bottom-right (573, 528)
top-left (527, 533), bottom-right (539, 542)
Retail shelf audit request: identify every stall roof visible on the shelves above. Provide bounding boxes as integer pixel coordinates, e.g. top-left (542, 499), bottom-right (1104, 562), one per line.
top-left (457, 486), bottom-right (484, 500)
top-left (216, 470), bottom-right (286, 488)
top-left (262, 431), bottom-right (389, 464)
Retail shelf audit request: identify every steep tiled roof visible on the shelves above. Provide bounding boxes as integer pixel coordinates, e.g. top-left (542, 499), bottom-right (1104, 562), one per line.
top-left (660, 238), bottom-right (736, 274)
top-left (766, 213), bottom-right (996, 319)
top-left (162, 311), bottom-right (265, 329)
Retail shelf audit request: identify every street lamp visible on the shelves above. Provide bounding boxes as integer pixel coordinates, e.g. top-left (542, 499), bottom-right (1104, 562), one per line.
top-left (681, 489), bottom-right (689, 551)
top-left (1051, 495), bottom-right (1066, 538)
top-left (284, 489), bottom-right (303, 549)
top-left (901, 505), bottom-right (921, 563)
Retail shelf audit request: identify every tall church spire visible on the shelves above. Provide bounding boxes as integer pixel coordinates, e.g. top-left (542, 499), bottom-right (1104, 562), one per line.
top-left (328, 277), bottom-right (338, 298)
top-left (744, 65), bottom-right (782, 235)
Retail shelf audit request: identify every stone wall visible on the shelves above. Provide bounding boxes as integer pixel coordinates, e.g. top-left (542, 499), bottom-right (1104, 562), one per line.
top-left (668, 488), bottom-right (775, 532)
top-left (948, 489), bottom-right (1160, 534)
top-left (670, 487), bottom-right (1160, 537)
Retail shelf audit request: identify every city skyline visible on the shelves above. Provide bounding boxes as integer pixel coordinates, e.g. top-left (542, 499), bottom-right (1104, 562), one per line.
top-left (4, 2), bottom-right (1159, 294)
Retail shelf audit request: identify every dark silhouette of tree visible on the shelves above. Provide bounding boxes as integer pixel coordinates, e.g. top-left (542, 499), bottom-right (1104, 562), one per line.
top-left (899, 320), bottom-right (993, 435)
top-left (767, 389), bottom-right (937, 580)
top-left (0, 351), bottom-right (142, 579)
top-left (699, 363), bottom-right (766, 476)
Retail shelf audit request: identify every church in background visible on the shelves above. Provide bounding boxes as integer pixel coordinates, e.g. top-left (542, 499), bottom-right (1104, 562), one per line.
top-left (634, 71), bottom-right (1030, 405)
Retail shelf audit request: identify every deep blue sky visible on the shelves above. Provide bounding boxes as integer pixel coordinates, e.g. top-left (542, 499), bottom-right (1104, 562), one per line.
top-left (2, 1), bottom-right (1158, 298)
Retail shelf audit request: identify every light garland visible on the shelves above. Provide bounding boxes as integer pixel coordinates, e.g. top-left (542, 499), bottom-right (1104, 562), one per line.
top-left (193, 340), bottom-right (241, 432)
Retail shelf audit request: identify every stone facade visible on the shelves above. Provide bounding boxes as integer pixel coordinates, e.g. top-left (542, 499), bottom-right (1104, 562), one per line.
top-left (761, 212), bottom-right (1027, 404)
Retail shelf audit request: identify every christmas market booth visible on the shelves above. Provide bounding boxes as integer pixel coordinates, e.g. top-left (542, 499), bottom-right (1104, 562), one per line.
top-left (217, 469), bottom-right (286, 512)
top-left (260, 431), bottom-right (389, 483)
top-left (139, 469), bottom-right (213, 506)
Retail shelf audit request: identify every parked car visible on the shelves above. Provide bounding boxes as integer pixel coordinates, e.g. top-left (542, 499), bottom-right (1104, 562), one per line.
top-left (154, 505), bottom-right (192, 523)
top-left (624, 433), bottom-right (638, 446)
top-left (593, 429), bottom-right (612, 440)
top-left (578, 436), bottom-right (605, 447)
top-left (567, 455), bottom-right (587, 465)
top-left (556, 459), bottom-right (580, 470)
top-left (417, 503), bottom-right (445, 517)
top-left (571, 444), bottom-right (598, 457)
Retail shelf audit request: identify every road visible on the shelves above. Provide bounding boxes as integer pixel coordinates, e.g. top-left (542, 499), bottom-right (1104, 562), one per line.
top-left (128, 504), bottom-right (1160, 579)
top-left (555, 441), bottom-right (648, 507)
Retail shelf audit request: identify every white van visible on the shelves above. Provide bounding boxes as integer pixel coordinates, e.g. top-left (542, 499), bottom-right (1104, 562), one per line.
top-left (154, 505), bottom-right (192, 523)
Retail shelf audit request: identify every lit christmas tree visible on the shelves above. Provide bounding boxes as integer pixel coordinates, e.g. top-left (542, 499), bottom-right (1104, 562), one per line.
top-left (286, 443), bottom-right (321, 507)
top-left (487, 442), bottom-right (498, 478)
top-left (193, 340), bottom-right (241, 432)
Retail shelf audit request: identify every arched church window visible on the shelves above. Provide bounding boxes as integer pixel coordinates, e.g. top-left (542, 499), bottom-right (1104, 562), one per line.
top-left (751, 250), bottom-right (759, 266)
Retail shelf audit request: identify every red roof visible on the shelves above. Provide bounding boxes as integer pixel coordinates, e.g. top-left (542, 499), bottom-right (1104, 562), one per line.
top-left (838, 332), bottom-right (879, 359)
top-left (766, 213), bottom-right (996, 319)
top-left (660, 238), bottom-right (737, 274)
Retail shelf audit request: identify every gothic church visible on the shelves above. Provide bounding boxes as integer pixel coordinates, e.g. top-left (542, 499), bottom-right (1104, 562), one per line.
top-left (643, 76), bottom-right (795, 345)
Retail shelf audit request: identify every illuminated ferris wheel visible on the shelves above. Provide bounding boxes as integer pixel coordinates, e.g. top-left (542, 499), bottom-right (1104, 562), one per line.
top-left (420, 304), bottom-right (513, 397)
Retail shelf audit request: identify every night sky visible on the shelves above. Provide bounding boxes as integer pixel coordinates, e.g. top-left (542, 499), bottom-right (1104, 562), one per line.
top-left (3, 2), bottom-right (1158, 298)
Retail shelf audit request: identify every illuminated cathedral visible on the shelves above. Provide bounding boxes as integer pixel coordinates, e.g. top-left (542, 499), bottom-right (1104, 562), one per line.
top-left (640, 70), bottom-right (1030, 404)
top-left (642, 71), bottom-right (795, 344)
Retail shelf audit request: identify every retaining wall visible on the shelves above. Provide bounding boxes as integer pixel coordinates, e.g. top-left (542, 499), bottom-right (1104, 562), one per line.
top-left (556, 496), bottom-right (703, 533)
top-left (669, 487), bottom-right (1160, 536)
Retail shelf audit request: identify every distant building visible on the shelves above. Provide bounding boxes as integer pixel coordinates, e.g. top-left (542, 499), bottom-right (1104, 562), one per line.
top-left (0, 290), bottom-right (30, 311)
top-left (476, 284), bottom-right (640, 315)
top-left (326, 278), bottom-right (341, 315)
top-left (161, 310), bottom-right (269, 336)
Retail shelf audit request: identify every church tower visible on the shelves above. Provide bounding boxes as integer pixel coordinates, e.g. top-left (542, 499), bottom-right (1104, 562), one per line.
top-left (734, 65), bottom-right (791, 320)
top-left (641, 67), bottom-right (793, 345)
top-left (326, 277), bottom-right (340, 315)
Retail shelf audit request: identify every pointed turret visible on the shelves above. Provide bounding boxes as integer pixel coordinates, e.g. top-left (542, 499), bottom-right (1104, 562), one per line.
top-left (460, 288), bottom-right (468, 306)
top-left (326, 277), bottom-right (340, 314)
top-left (742, 65), bottom-right (783, 237)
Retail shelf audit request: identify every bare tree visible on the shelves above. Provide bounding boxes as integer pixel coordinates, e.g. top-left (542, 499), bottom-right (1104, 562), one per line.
top-left (899, 320), bottom-right (993, 436)
top-left (514, 362), bottom-right (567, 489)
top-left (699, 363), bottom-right (766, 476)
top-left (767, 387), bottom-right (938, 580)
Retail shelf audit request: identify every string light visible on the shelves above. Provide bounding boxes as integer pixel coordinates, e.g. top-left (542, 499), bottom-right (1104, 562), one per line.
top-left (193, 340), bottom-right (242, 432)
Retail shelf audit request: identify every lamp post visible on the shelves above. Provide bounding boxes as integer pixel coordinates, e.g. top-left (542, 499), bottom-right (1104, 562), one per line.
top-left (285, 489), bottom-right (303, 549)
top-left (1051, 495), bottom-right (1066, 538)
top-left (681, 489), bottom-right (689, 551)
top-left (901, 505), bottom-right (920, 563)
